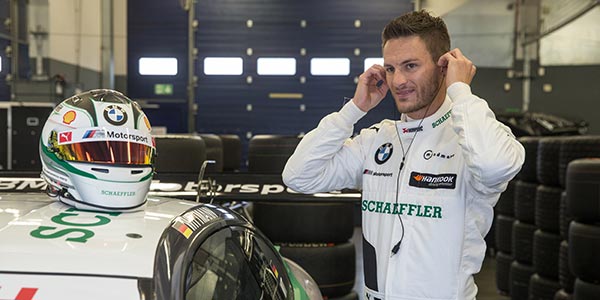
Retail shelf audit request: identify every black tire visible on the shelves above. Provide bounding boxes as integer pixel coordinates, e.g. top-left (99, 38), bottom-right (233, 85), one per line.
top-left (252, 202), bottom-right (354, 243)
top-left (515, 181), bottom-right (538, 223)
top-left (248, 135), bottom-right (301, 174)
top-left (560, 191), bottom-right (574, 240)
top-left (495, 215), bottom-right (514, 253)
top-left (559, 241), bottom-right (576, 293)
top-left (518, 136), bottom-right (541, 182)
top-left (153, 135), bottom-right (207, 175)
top-left (218, 134), bottom-right (242, 172)
top-left (569, 221), bottom-right (600, 282)
top-left (559, 136), bottom-right (600, 188)
top-left (513, 220), bottom-right (537, 264)
top-left (573, 278), bottom-right (600, 300)
top-left (533, 229), bottom-right (561, 279)
top-left (510, 261), bottom-right (535, 300)
top-left (566, 158), bottom-right (600, 222)
top-left (554, 289), bottom-right (573, 300)
top-left (529, 273), bottom-right (562, 300)
top-left (496, 180), bottom-right (516, 216)
top-left (535, 185), bottom-right (562, 233)
top-left (279, 242), bottom-right (355, 298)
top-left (198, 134), bottom-right (224, 173)
top-left (538, 137), bottom-right (565, 186)
top-left (496, 251), bottom-right (513, 294)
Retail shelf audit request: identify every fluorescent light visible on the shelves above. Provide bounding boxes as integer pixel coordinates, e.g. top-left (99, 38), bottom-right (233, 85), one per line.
top-left (364, 57), bottom-right (384, 72)
top-left (257, 58), bottom-right (296, 75)
top-left (310, 58), bottom-right (350, 76)
top-left (139, 57), bottom-right (178, 75)
top-left (0, 56), bottom-right (2, 72)
top-left (204, 57), bottom-right (244, 75)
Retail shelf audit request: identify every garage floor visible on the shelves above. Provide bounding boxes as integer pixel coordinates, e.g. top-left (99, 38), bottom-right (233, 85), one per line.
top-left (349, 227), bottom-right (510, 300)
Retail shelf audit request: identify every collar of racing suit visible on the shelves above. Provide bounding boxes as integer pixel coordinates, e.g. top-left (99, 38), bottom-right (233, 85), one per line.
top-left (397, 95), bottom-right (453, 134)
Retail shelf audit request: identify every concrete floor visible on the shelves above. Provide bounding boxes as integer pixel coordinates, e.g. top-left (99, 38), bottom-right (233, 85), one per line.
top-left (349, 227), bottom-right (510, 300)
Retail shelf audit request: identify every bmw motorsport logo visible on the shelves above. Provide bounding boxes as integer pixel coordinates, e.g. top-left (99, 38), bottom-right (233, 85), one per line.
top-left (374, 143), bottom-right (393, 165)
top-left (103, 105), bottom-right (128, 126)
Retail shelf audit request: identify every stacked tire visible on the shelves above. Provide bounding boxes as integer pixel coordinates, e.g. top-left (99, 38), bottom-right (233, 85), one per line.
top-left (509, 136), bottom-right (541, 300)
top-left (566, 158), bottom-right (600, 300)
top-left (530, 137), bottom-right (564, 299)
top-left (248, 135), bottom-right (358, 300)
top-left (494, 180), bottom-right (515, 295)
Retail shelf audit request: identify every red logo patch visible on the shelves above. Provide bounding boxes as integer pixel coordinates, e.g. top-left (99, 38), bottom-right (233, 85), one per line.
top-left (59, 132), bottom-right (72, 143)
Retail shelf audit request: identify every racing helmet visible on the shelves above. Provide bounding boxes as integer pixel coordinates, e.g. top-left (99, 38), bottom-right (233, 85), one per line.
top-left (40, 89), bottom-right (155, 211)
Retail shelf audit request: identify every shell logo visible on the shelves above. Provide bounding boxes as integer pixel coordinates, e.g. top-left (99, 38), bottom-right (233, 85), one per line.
top-left (62, 110), bottom-right (77, 125)
top-left (413, 174), bottom-right (424, 181)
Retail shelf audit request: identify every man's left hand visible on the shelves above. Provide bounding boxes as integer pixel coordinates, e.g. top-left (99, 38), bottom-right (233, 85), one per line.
top-left (437, 48), bottom-right (476, 88)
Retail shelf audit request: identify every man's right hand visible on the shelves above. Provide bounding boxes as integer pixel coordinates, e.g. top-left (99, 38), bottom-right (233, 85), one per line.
top-left (352, 65), bottom-right (389, 112)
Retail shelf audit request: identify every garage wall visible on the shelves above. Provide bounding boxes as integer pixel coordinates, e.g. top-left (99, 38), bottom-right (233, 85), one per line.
top-left (193, 0), bottom-right (413, 139)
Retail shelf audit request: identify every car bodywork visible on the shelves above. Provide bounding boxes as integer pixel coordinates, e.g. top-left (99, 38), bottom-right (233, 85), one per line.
top-left (0, 193), bottom-right (316, 300)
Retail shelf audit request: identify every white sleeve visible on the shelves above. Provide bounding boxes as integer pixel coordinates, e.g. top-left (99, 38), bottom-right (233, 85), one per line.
top-left (282, 100), bottom-right (368, 193)
top-left (448, 82), bottom-right (525, 195)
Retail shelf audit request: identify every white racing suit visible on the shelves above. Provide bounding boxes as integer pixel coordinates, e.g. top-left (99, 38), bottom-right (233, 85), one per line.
top-left (283, 82), bottom-right (525, 300)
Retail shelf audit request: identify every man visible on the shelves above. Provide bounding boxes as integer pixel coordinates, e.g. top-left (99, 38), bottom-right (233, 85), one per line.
top-left (283, 10), bottom-right (525, 300)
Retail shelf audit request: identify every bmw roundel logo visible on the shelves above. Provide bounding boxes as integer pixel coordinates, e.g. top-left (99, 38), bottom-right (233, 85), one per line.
top-left (374, 143), bottom-right (393, 165)
top-left (103, 105), bottom-right (128, 126)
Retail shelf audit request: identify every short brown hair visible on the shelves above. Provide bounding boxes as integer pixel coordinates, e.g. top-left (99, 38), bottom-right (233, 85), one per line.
top-left (382, 10), bottom-right (450, 62)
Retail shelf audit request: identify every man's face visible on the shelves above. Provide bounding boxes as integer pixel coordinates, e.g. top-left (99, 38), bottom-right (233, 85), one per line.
top-left (383, 36), bottom-right (444, 117)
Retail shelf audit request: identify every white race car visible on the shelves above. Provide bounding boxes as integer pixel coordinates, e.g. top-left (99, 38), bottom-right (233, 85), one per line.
top-left (0, 193), bottom-right (321, 300)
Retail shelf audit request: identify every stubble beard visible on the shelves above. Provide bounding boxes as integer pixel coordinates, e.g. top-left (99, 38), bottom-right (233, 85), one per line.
top-left (395, 71), bottom-right (443, 116)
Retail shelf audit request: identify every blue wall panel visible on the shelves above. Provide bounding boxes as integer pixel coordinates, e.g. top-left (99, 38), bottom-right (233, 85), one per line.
top-left (127, 0), bottom-right (188, 132)
top-left (193, 0), bottom-right (412, 166)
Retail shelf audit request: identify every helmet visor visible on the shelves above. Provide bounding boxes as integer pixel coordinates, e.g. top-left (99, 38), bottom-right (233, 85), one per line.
top-left (51, 127), bottom-right (155, 165)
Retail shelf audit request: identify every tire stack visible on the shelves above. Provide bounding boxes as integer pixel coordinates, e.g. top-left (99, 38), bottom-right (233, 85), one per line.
top-left (566, 157), bottom-right (600, 300)
top-left (153, 134), bottom-right (207, 177)
top-left (530, 137), bottom-right (564, 299)
top-left (560, 136), bottom-right (600, 300)
top-left (494, 180), bottom-right (515, 296)
top-left (248, 135), bottom-right (358, 300)
top-left (218, 134), bottom-right (242, 172)
top-left (510, 136), bottom-right (540, 300)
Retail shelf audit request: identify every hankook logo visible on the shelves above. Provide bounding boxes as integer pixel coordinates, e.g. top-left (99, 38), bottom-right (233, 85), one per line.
top-left (409, 171), bottom-right (457, 189)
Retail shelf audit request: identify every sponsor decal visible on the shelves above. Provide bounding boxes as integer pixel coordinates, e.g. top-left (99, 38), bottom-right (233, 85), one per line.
top-left (423, 150), bottom-right (455, 160)
top-left (62, 110), bottom-right (76, 124)
top-left (53, 103), bottom-right (64, 113)
top-left (5, 287), bottom-right (39, 300)
top-left (374, 143), bottom-right (393, 165)
top-left (271, 264), bottom-right (279, 278)
top-left (361, 200), bottom-right (443, 219)
top-left (106, 131), bottom-right (149, 143)
top-left (432, 110), bottom-right (452, 128)
top-left (363, 169), bottom-right (393, 177)
top-left (103, 105), bottom-right (128, 126)
top-left (143, 115), bottom-right (152, 131)
top-left (58, 131), bottom-right (72, 144)
top-left (409, 171), bottom-right (457, 189)
top-left (402, 126), bottom-right (423, 134)
top-left (30, 207), bottom-right (121, 243)
top-left (101, 190), bottom-right (135, 197)
top-left (82, 129), bottom-right (106, 139)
